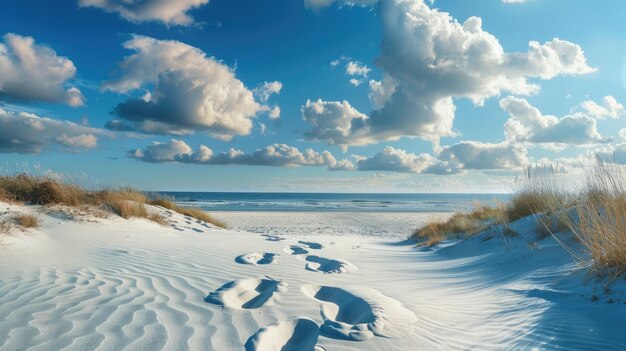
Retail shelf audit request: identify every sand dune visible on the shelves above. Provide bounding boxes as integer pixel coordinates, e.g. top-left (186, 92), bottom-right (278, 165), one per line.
top-left (1, 203), bottom-right (625, 350)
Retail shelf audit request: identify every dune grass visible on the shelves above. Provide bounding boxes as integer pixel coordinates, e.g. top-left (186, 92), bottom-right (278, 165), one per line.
top-left (413, 202), bottom-right (507, 246)
top-left (0, 174), bottom-right (220, 227)
top-left (413, 160), bottom-right (626, 278)
top-left (0, 174), bottom-right (94, 206)
top-left (562, 163), bottom-right (626, 277)
top-left (13, 213), bottom-right (40, 229)
top-left (149, 197), bottom-right (226, 228)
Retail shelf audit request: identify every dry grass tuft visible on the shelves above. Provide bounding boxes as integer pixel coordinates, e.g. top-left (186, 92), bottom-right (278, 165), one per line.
top-left (0, 188), bottom-right (9, 203)
top-left (562, 162), bottom-right (626, 277)
top-left (149, 196), bottom-right (226, 228)
top-left (506, 166), bottom-right (572, 221)
top-left (146, 213), bottom-right (168, 226)
top-left (0, 174), bottom-right (93, 205)
top-left (0, 220), bottom-right (11, 234)
top-left (107, 200), bottom-right (148, 219)
top-left (413, 202), bottom-right (506, 246)
top-left (13, 213), bottom-right (40, 228)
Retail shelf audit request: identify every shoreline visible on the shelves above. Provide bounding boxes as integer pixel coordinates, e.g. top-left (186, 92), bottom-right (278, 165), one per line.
top-left (210, 210), bottom-right (453, 239)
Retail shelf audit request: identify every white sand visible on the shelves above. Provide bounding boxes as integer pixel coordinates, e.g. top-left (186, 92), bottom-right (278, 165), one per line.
top-left (0, 204), bottom-right (625, 350)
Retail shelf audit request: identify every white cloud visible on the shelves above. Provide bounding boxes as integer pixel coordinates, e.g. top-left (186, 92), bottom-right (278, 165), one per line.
top-left (502, 0), bottom-right (527, 3)
top-left (0, 108), bottom-right (107, 154)
top-left (620, 128), bottom-right (626, 140)
top-left (268, 106), bottom-right (281, 120)
top-left (254, 81), bottom-right (283, 120)
top-left (305, 0), bottom-right (378, 10)
top-left (78, 0), bottom-right (209, 26)
top-left (346, 61), bottom-right (371, 77)
top-left (438, 141), bottom-right (529, 170)
top-left (104, 35), bottom-right (269, 140)
top-left (302, 99), bottom-right (372, 151)
top-left (356, 146), bottom-right (461, 174)
top-left (578, 95), bottom-right (625, 119)
top-left (254, 81), bottom-right (283, 103)
top-left (304, 0), bottom-right (595, 149)
top-left (0, 33), bottom-right (84, 106)
top-left (349, 78), bottom-right (363, 87)
top-left (501, 96), bottom-right (610, 146)
top-left (129, 140), bottom-right (355, 170)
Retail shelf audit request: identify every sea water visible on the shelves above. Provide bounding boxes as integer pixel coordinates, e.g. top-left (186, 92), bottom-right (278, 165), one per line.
top-left (161, 192), bottom-right (510, 213)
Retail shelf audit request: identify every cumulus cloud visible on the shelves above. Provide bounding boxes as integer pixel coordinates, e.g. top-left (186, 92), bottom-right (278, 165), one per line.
top-left (104, 35), bottom-right (270, 140)
top-left (0, 108), bottom-right (107, 154)
top-left (0, 33), bottom-right (84, 106)
top-left (129, 140), bottom-right (355, 170)
top-left (305, 0), bottom-right (378, 10)
top-left (356, 146), bottom-right (461, 174)
top-left (620, 128), bottom-right (626, 140)
top-left (78, 0), bottom-right (209, 26)
top-left (301, 99), bottom-right (372, 151)
top-left (304, 0), bottom-right (595, 149)
top-left (578, 96), bottom-right (625, 119)
top-left (501, 96), bottom-right (610, 146)
top-left (438, 141), bottom-right (529, 170)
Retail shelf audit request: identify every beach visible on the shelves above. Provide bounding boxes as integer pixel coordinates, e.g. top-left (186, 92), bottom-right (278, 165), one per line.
top-left (1, 202), bottom-right (625, 350)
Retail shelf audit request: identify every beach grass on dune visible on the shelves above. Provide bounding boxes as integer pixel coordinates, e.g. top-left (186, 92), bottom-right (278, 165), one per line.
top-left (413, 160), bottom-right (626, 278)
top-left (149, 197), bottom-right (227, 228)
top-left (13, 213), bottom-right (40, 229)
top-left (0, 174), bottom-right (222, 228)
top-left (413, 201), bottom-right (508, 246)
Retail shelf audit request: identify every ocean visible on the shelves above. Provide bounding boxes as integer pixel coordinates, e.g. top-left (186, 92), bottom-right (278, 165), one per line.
top-left (160, 192), bottom-right (510, 213)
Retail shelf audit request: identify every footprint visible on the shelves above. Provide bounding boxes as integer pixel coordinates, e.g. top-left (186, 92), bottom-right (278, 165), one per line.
top-left (205, 277), bottom-right (287, 309)
top-left (236, 253), bottom-right (279, 265)
top-left (244, 317), bottom-right (321, 351)
top-left (298, 241), bottom-right (324, 250)
top-left (283, 245), bottom-right (309, 256)
top-left (305, 255), bottom-right (357, 274)
top-left (302, 285), bottom-right (417, 341)
top-left (261, 234), bottom-right (286, 242)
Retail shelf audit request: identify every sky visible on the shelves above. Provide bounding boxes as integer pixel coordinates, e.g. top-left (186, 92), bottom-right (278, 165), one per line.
top-left (1, 0), bottom-right (626, 192)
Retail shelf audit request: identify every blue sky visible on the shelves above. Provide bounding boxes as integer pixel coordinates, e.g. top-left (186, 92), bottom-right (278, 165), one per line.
top-left (1, 0), bottom-right (625, 192)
